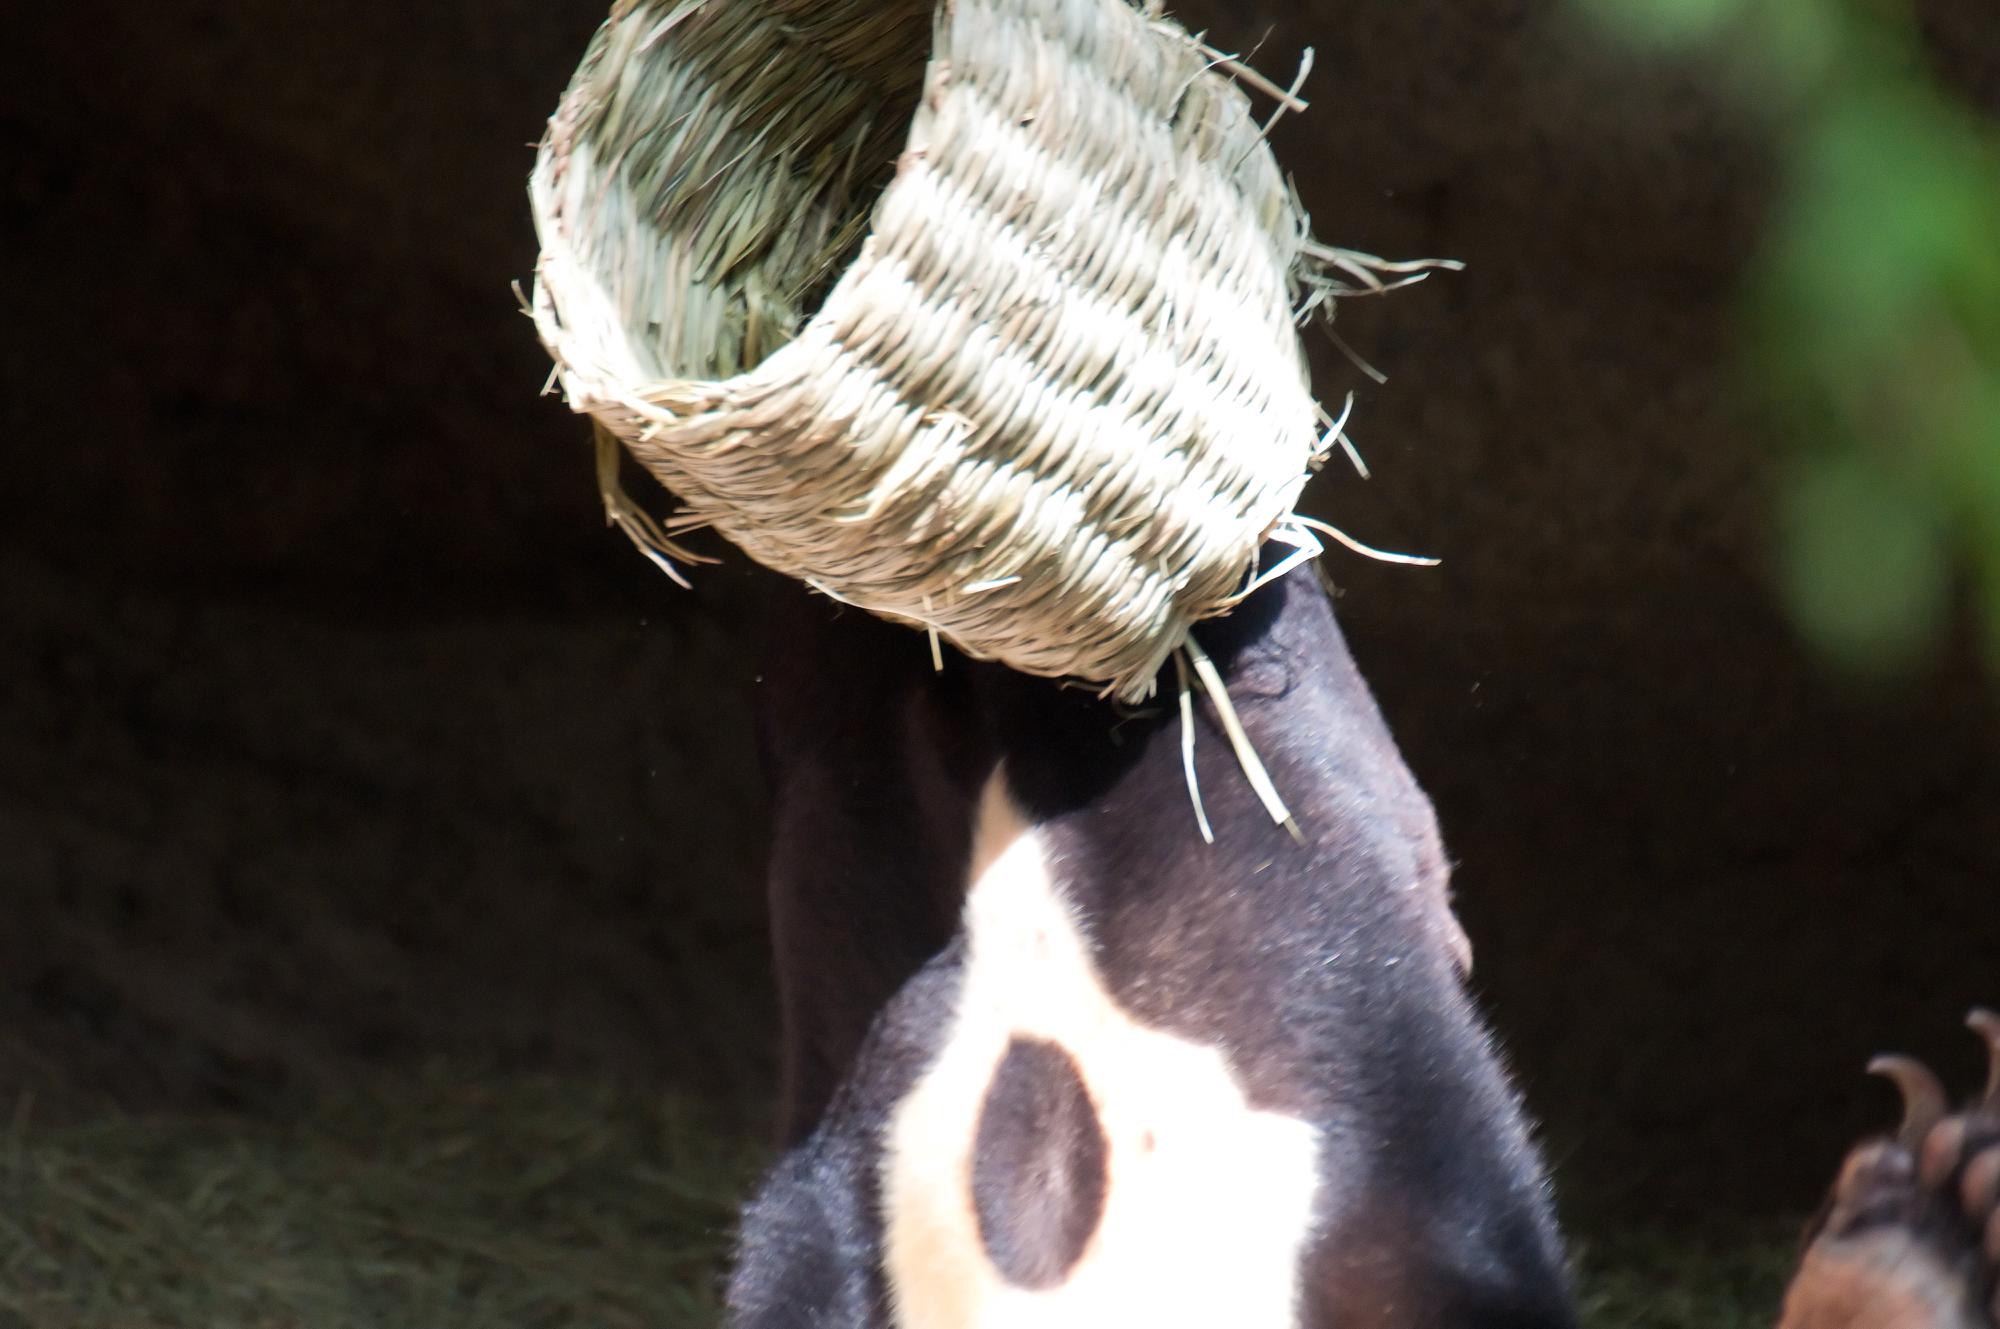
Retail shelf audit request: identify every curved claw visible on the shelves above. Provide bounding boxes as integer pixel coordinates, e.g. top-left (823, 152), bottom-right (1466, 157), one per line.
top-left (1869, 1054), bottom-right (1948, 1146)
top-left (1966, 1008), bottom-right (2000, 1105)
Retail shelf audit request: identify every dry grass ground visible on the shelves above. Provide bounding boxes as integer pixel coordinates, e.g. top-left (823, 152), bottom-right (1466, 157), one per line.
top-left (0, 1071), bottom-right (762, 1329)
top-left (0, 1068), bottom-right (1798, 1329)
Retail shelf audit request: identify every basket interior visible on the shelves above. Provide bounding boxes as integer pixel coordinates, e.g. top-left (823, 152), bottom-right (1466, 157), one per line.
top-left (552, 0), bottom-right (934, 384)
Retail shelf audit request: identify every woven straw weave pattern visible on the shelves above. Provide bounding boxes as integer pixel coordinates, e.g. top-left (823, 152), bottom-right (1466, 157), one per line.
top-left (531, 0), bottom-right (1323, 700)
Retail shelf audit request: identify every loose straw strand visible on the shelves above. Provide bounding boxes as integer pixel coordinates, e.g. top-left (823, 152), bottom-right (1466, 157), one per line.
top-left (1183, 637), bottom-right (1301, 842)
top-left (1175, 650), bottom-right (1216, 845)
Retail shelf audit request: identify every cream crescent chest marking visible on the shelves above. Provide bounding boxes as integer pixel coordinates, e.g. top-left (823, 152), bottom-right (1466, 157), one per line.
top-left (881, 770), bottom-right (1323, 1329)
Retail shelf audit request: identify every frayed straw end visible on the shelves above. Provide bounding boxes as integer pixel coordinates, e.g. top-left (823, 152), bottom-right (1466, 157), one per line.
top-left (594, 425), bottom-right (717, 588)
top-left (1289, 240), bottom-right (1464, 388)
top-left (1182, 637), bottom-right (1300, 841)
top-left (1313, 391), bottom-right (1366, 478)
top-left (1174, 651), bottom-right (1216, 845)
top-left (1287, 514), bottom-right (1440, 568)
top-left (1171, 30), bottom-right (1311, 114)
top-left (1297, 241), bottom-right (1465, 297)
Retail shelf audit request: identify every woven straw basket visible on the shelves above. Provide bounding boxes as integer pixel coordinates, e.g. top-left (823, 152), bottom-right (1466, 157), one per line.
top-left (529, 0), bottom-right (1341, 701)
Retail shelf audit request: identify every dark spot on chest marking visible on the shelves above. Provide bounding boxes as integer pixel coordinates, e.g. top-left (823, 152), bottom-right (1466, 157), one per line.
top-left (971, 1035), bottom-right (1109, 1289)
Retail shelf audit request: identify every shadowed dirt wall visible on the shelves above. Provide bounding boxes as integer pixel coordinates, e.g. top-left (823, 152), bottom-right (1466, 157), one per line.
top-left (2, 0), bottom-right (1996, 1228)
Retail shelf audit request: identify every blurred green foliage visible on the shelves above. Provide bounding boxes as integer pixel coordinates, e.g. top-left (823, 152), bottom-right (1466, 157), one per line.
top-left (1581, 0), bottom-right (2000, 674)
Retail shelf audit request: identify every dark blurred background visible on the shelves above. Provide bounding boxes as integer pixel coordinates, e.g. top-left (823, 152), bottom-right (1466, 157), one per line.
top-left (3, 0), bottom-right (1996, 1242)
